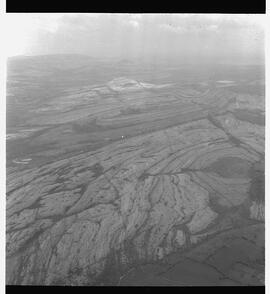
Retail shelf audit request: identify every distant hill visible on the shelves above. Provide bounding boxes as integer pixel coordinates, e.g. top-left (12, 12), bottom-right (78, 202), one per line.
top-left (7, 54), bottom-right (99, 72)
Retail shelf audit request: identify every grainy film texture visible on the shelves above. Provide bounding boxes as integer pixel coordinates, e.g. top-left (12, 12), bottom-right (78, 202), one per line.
top-left (6, 14), bottom-right (265, 286)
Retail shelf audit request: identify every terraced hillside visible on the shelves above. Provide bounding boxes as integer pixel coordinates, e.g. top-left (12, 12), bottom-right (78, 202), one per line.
top-left (6, 56), bottom-right (265, 285)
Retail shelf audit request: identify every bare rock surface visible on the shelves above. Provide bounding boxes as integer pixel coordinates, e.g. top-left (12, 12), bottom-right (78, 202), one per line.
top-left (6, 58), bottom-right (264, 285)
top-left (7, 116), bottom-right (264, 285)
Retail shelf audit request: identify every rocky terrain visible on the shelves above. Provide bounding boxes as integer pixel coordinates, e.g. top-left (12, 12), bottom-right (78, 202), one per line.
top-left (6, 56), bottom-right (265, 285)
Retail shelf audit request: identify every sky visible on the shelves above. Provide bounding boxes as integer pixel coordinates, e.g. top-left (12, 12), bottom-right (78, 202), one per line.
top-left (4, 14), bottom-right (265, 64)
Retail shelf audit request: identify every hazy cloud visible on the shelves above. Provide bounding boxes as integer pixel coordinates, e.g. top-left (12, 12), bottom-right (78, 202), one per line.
top-left (6, 14), bottom-right (265, 64)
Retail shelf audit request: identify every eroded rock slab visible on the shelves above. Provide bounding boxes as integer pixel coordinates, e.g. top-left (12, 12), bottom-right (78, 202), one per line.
top-left (6, 116), bottom-right (264, 285)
